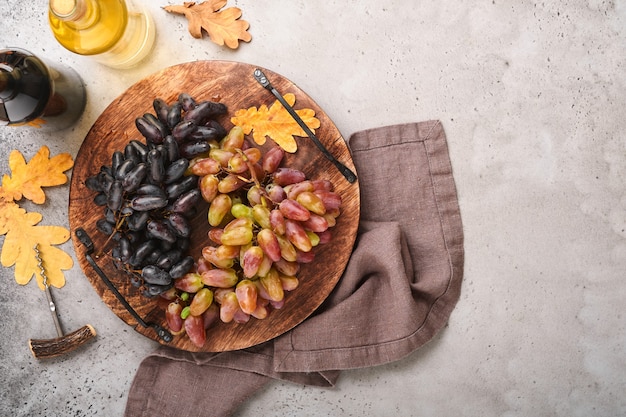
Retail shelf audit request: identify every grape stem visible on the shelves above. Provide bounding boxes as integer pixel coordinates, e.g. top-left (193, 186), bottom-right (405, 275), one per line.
top-left (240, 149), bottom-right (263, 190)
top-left (96, 214), bottom-right (129, 258)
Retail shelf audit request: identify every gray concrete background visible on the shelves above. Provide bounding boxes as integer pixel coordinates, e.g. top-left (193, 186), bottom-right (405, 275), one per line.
top-left (1, 1), bottom-right (625, 416)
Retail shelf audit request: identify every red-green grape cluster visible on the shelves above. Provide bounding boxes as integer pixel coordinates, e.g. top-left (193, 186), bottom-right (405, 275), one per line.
top-left (162, 126), bottom-right (343, 347)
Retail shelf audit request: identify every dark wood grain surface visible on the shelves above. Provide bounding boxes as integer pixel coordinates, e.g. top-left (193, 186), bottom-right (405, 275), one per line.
top-left (68, 61), bottom-right (360, 352)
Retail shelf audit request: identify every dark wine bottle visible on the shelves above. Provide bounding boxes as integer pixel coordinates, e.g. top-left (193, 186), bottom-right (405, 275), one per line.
top-left (0, 48), bottom-right (86, 131)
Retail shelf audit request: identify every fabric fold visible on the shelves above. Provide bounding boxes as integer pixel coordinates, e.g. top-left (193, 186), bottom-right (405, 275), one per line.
top-left (125, 120), bottom-right (464, 417)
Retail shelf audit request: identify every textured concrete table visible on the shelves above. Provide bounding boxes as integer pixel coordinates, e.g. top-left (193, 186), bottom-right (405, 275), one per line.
top-left (1, 1), bottom-right (625, 416)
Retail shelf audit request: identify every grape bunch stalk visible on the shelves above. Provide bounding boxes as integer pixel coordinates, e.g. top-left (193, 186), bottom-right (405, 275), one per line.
top-left (165, 123), bottom-right (344, 347)
top-left (85, 93), bottom-right (228, 298)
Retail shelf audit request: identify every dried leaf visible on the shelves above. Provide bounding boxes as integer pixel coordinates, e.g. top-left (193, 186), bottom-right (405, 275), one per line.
top-left (164, 0), bottom-right (252, 49)
top-left (0, 146), bottom-right (74, 289)
top-left (7, 117), bottom-right (47, 128)
top-left (0, 202), bottom-right (72, 289)
top-left (1, 146), bottom-right (73, 204)
top-left (231, 94), bottom-right (320, 153)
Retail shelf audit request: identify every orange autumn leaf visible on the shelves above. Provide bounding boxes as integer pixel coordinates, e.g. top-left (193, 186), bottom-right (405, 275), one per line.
top-left (5, 117), bottom-right (47, 129)
top-left (1, 146), bottom-right (73, 204)
top-left (231, 93), bottom-right (320, 153)
top-left (0, 146), bottom-right (74, 289)
top-left (163, 0), bottom-right (251, 49)
top-left (0, 202), bottom-right (72, 289)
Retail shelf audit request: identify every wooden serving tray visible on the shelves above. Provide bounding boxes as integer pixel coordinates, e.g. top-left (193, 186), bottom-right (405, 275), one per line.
top-left (68, 61), bottom-right (360, 352)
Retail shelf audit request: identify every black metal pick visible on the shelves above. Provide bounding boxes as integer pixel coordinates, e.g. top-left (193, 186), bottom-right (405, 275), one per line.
top-left (75, 228), bottom-right (173, 343)
top-left (253, 68), bottom-right (357, 184)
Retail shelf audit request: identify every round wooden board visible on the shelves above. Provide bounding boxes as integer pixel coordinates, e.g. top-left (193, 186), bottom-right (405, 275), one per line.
top-left (68, 61), bottom-right (360, 352)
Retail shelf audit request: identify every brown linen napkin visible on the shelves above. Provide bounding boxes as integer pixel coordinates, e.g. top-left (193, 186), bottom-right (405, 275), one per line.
top-left (125, 120), bottom-right (464, 417)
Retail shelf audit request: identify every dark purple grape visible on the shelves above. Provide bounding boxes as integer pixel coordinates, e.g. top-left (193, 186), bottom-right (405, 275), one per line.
top-left (122, 163), bottom-right (147, 192)
top-left (118, 237), bottom-right (132, 262)
top-left (167, 102), bottom-right (182, 129)
top-left (153, 98), bottom-right (170, 125)
top-left (171, 188), bottom-right (201, 215)
top-left (130, 195), bottom-right (168, 211)
top-left (97, 171), bottom-right (114, 193)
top-left (205, 119), bottom-right (228, 137)
top-left (135, 116), bottom-right (164, 144)
top-left (155, 144), bottom-right (167, 165)
top-left (171, 120), bottom-right (197, 142)
top-left (100, 165), bottom-right (113, 176)
top-left (128, 239), bottom-right (157, 267)
top-left (146, 220), bottom-right (177, 243)
top-left (142, 265), bottom-right (172, 286)
top-left (163, 135), bottom-right (180, 163)
top-left (111, 244), bottom-right (123, 263)
top-left (159, 239), bottom-right (175, 252)
top-left (183, 100), bottom-right (227, 124)
top-left (127, 210), bottom-right (149, 231)
top-left (93, 193), bottom-right (107, 206)
top-left (135, 183), bottom-right (166, 198)
top-left (144, 283), bottom-right (173, 297)
top-left (85, 175), bottom-right (103, 192)
top-left (119, 204), bottom-right (134, 217)
top-left (166, 212), bottom-right (190, 237)
top-left (96, 218), bottom-right (115, 235)
top-left (129, 140), bottom-right (149, 161)
top-left (124, 143), bottom-right (140, 164)
top-left (156, 249), bottom-right (182, 271)
top-left (115, 158), bottom-right (135, 180)
top-left (178, 93), bottom-right (196, 111)
top-left (144, 248), bottom-right (162, 265)
top-left (168, 256), bottom-right (194, 279)
top-left (104, 208), bottom-right (116, 224)
top-left (107, 180), bottom-right (124, 211)
top-left (165, 175), bottom-right (197, 200)
top-left (111, 151), bottom-right (124, 173)
top-left (179, 140), bottom-right (212, 158)
top-left (111, 245), bottom-right (121, 262)
top-left (142, 112), bottom-right (159, 126)
top-left (188, 125), bottom-right (223, 141)
top-left (147, 149), bottom-right (165, 183)
top-left (164, 159), bottom-right (189, 184)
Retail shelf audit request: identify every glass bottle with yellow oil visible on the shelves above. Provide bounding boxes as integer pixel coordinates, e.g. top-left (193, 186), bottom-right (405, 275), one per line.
top-left (48, 0), bottom-right (156, 69)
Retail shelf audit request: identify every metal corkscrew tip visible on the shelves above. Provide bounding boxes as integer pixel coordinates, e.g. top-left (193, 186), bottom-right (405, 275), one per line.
top-left (33, 244), bottom-right (64, 337)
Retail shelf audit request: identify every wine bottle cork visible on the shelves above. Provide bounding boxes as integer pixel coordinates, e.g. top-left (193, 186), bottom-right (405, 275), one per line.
top-left (50, 0), bottom-right (87, 20)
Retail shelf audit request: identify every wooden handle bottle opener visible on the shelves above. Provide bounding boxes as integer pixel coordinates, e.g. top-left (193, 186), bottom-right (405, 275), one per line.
top-left (28, 245), bottom-right (96, 359)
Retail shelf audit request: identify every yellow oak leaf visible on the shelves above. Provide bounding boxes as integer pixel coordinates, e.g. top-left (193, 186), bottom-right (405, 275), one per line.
top-left (231, 93), bottom-right (320, 153)
top-left (0, 146), bottom-right (74, 289)
top-left (163, 0), bottom-right (252, 49)
top-left (1, 146), bottom-right (73, 204)
top-left (0, 201), bottom-right (72, 289)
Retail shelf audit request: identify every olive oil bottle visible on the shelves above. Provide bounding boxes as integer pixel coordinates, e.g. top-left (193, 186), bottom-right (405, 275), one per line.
top-left (48, 0), bottom-right (155, 69)
top-left (0, 48), bottom-right (86, 131)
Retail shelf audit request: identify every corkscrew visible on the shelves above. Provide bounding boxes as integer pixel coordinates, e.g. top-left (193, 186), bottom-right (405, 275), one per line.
top-left (28, 245), bottom-right (96, 358)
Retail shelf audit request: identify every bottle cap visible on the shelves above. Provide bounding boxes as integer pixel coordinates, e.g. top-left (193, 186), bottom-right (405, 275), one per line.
top-left (50, 0), bottom-right (78, 17)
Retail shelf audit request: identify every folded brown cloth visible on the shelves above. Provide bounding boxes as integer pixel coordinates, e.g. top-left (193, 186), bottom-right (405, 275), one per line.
top-left (125, 120), bottom-right (464, 417)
